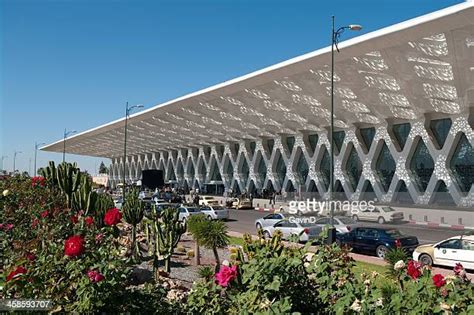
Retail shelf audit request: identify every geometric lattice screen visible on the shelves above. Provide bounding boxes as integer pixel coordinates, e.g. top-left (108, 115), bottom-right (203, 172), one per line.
top-left (109, 115), bottom-right (474, 207)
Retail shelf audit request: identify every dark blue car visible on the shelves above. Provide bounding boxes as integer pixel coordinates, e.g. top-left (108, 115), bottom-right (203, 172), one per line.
top-left (336, 227), bottom-right (419, 258)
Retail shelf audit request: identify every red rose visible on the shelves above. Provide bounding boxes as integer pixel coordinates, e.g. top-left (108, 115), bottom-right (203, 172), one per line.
top-left (32, 218), bottom-right (39, 228)
top-left (64, 235), bottom-right (85, 257)
top-left (407, 260), bottom-right (422, 280)
top-left (87, 270), bottom-right (105, 283)
top-left (40, 210), bottom-right (49, 218)
top-left (432, 274), bottom-right (446, 288)
top-left (6, 266), bottom-right (27, 282)
top-left (32, 176), bottom-right (46, 188)
top-left (70, 215), bottom-right (79, 224)
top-left (25, 252), bottom-right (36, 261)
top-left (85, 216), bottom-right (94, 226)
top-left (454, 263), bottom-right (466, 277)
top-left (104, 208), bottom-right (122, 226)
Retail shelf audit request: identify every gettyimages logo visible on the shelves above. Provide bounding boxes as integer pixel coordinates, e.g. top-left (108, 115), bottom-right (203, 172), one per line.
top-left (288, 199), bottom-right (376, 215)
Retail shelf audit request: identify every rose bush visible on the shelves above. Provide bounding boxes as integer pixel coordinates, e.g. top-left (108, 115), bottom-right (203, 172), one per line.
top-left (187, 231), bottom-right (474, 314)
top-left (1, 171), bottom-right (181, 313)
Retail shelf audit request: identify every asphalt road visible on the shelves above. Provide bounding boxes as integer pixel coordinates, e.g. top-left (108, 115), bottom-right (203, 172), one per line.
top-left (226, 209), bottom-right (465, 245)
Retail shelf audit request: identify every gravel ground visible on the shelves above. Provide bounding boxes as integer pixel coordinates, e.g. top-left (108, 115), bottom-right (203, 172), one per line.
top-left (132, 233), bottom-right (233, 288)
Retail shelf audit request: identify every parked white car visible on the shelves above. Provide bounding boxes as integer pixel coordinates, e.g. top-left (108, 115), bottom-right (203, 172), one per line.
top-left (312, 216), bottom-right (358, 234)
top-left (200, 205), bottom-right (229, 220)
top-left (177, 205), bottom-right (202, 223)
top-left (262, 220), bottom-right (322, 242)
top-left (199, 196), bottom-right (220, 206)
top-left (413, 235), bottom-right (474, 270)
top-left (352, 206), bottom-right (404, 224)
top-left (255, 213), bottom-right (286, 230)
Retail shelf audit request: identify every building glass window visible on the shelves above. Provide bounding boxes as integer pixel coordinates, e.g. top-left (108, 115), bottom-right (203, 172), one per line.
top-left (241, 158), bottom-right (249, 184)
top-left (392, 123), bottom-right (411, 150)
top-left (295, 153), bottom-right (309, 185)
top-left (187, 163), bottom-right (195, 177)
top-left (267, 139), bottom-right (275, 154)
top-left (450, 134), bottom-right (474, 193)
top-left (376, 141), bottom-right (396, 193)
top-left (257, 157), bottom-right (267, 183)
top-left (430, 118), bottom-right (452, 149)
top-left (286, 136), bottom-right (295, 154)
top-left (249, 142), bottom-right (256, 156)
top-left (394, 180), bottom-right (414, 204)
top-left (308, 134), bottom-right (318, 155)
top-left (168, 164), bottom-right (176, 181)
top-left (409, 139), bottom-right (434, 192)
top-left (275, 151), bottom-right (286, 186)
top-left (209, 158), bottom-right (222, 181)
top-left (431, 181), bottom-right (455, 206)
top-left (360, 180), bottom-right (376, 201)
top-left (360, 127), bottom-right (376, 151)
top-left (345, 146), bottom-right (362, 191)
top-left (320, 148), bottom-right (330, 190)
top-left (333, 131), bottom-right (345, 154)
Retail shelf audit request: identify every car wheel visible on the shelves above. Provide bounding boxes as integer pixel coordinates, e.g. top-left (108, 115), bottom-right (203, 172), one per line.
top-left (263, 231), bottom-right (271, 239)
top-left (419, 254), bottom-right (433, 266)
top-left (376, 245), bottom-right (388, 259)
top-left (256, 223), bottom-right (262, 230)
top-left (377, 216), bottom-right (386, 224)
top-left (352, 215), bottom-right (359, 222)
top-left (207, 215), bottom-right (212, 221)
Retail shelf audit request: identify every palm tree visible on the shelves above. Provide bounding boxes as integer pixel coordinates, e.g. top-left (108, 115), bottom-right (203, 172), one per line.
top-left (188, 215), bottom-right (229, 267)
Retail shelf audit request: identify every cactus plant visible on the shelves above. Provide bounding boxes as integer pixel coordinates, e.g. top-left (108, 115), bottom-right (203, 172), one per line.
top-left (57, 162), bottom-right (82, 208)
top-left (72, 176), bottom-right (97, 215)
top-left (122, 188), bottom-right (144, 260)
top-left (152, 207), bottom-right (186, 274)
top-left (39, 161), bottom-right (58, 188)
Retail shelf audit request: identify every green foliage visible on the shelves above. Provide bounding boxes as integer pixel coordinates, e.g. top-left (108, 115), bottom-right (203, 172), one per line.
top-left (187, 214), bottom-right (229, 266)
top-left (71, 175), bottom-right (98, 215)
top-left (197, 265), bottom-right (214, 280)
top-left (56, 162), bottom-right (82, 208)
top-left (384, 246), bottom-right (409, 278)
top-left (122, 188), bottom-right (145, 259)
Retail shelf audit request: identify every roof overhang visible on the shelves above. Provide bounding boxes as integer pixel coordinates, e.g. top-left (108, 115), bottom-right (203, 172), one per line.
top-left (42, 1), bottom-right (474, 158)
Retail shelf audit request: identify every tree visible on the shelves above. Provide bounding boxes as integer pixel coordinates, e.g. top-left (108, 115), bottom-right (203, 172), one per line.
top-left (188, 215), bottom-right (229, 268)
top-left (98, 161), bottom-right (108, 174)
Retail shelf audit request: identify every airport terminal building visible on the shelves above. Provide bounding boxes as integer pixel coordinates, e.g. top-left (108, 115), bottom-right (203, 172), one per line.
top-left (43, 1), bottom-right (474, 208)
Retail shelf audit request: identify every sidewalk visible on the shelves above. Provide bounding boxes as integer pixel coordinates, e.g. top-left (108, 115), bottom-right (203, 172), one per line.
top-left (228, 231), bottom-right (473, 281)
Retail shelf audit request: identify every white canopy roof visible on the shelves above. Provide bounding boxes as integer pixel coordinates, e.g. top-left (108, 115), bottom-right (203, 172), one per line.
top-left (42, 1), bottom-right (474, 158)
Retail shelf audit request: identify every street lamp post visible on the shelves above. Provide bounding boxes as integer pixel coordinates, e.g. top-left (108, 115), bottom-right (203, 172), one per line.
top-left (329, 16), bottom-right (361, 242)
top-left (13, 151), bottom-right (22, 173)
top-left (1, 155), bottom-right (7, 172)
top-left (122, 102), bottom-right (144, 202)
top-left (63, 129), bottom-right (77, 163)
top-left (34, 142), bottom-right (46, 176)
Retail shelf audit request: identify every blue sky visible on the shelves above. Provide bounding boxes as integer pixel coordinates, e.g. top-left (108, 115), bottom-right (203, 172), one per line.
top-left (0, 0), bottom-right (464, 174)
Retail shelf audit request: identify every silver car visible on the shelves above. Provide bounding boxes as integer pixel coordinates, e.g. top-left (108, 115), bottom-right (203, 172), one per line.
top-left (200, 205), bottom-right (229, 221)
top-left (313, 216), bottom-right (358, 234)
top-left (352, 206), bottom-right (404, 224)
top-left (262, 220), bottom-right (322, 242)
top-left (177, 205), bottom-right (202, 223)
top-left (255, 213), bottom-right (286, 230)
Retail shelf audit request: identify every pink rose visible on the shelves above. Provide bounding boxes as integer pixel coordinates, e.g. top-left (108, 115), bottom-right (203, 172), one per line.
top-left (215, 265), bottom-right (238, 287)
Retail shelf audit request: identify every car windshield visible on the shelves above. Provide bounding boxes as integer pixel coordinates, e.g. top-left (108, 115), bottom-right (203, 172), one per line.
top-left (213, 206), bottom-right (225, 210)
top-left (338, 217), bottom-right (356, 224)
top-left (385, 229), bottom-right (406, 238)
top-left (187, 208), bottom-right (199, 212)
top-left (381, 207), bottom-right (395, 212)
